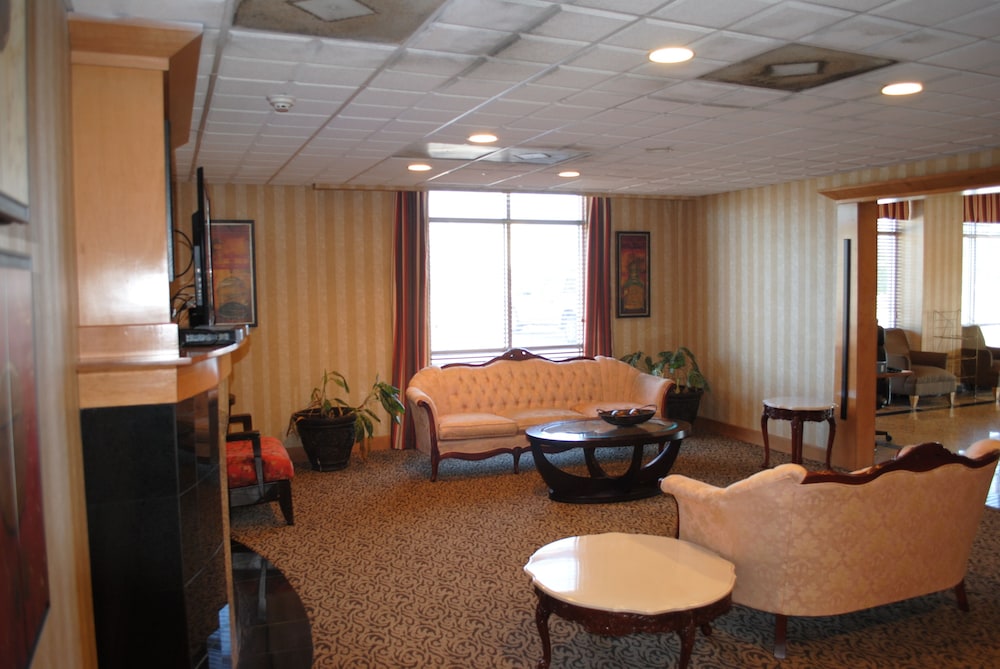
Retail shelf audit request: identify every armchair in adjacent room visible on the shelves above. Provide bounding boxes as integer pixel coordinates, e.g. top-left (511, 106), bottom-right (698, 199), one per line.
top-left (961, 325), bottom-right (1000, 401)
top-left (882, 327), bottom-right (958, 408)
top-left (227, 413), bottom-right (295, 525)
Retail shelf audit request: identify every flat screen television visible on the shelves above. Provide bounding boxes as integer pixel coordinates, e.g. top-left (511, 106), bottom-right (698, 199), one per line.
top-left (188, 166), bottom-right (214, 328)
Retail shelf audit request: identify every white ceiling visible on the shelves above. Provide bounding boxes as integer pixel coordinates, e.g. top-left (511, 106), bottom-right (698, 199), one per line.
top-left (68, 0), bottom-right (1000, 196)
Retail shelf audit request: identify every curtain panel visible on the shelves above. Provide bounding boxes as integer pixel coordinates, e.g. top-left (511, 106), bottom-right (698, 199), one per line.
top-left (391, 191), bottom-right (429, 450)
top-left (584, 196), bottom-right (613, 357)
top-left (963, 193), bottom-right (1000, 223)
top-left (877, 201), bottom-right (910, 220)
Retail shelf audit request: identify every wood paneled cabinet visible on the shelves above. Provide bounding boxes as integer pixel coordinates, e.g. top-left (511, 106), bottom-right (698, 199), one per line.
top-left (69, 17), bottom-right (241, 668)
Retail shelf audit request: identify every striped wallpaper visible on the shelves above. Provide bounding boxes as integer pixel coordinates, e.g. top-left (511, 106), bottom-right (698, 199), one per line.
top-left (174, 148), bottom-right (999, 454)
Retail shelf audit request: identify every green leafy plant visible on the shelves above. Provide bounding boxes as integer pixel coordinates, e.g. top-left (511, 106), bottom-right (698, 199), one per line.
top-left (620, 347), bottom-right (710, 394)
top-left (288, 370), bottom-right (405, 457)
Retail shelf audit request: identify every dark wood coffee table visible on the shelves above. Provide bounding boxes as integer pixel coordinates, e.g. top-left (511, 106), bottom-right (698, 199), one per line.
top-left (526, 418), bottom-right (689, 503)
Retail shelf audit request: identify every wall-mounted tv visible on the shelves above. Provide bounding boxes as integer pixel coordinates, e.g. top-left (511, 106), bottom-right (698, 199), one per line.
top-left (188, 166), bottom-right (214, 328)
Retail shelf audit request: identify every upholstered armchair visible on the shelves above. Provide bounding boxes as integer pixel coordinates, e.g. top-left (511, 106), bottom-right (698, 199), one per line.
top-left (883, 327), bottom-right (958, 408)
top-left (227, 413), bottom-right (295, 525)
top-left (660, 440), bottom-right (1000, 658)
top-left (961, 325), bottom-right (1000, 400)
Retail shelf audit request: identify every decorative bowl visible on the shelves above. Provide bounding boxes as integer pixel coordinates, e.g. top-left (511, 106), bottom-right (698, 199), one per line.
top-left (597, 407), bottom-right (656, 426)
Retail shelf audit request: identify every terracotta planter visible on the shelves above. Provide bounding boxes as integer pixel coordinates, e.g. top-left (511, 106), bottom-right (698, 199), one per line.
top-left (292, 408), bottom-right (357, 471)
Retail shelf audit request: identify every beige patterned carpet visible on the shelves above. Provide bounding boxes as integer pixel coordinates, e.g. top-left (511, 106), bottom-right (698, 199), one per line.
top-left (230, 433), bottom-right (1000, 668)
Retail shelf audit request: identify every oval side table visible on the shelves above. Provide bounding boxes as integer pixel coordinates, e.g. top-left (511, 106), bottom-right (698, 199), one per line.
top-left (761, 397), bottom-right (837, 469)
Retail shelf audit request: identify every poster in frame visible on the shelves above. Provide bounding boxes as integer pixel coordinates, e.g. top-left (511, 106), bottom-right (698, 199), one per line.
top-left (209, 219), bottom-right (258, 327)
top-left (0, 0), bottom-right (30, 224)
top-left (616, 231), bottom-right (650, 318)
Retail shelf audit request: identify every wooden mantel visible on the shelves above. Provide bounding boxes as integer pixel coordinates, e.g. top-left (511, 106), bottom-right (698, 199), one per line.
top-left (70, 16), bottom-right (211, 407)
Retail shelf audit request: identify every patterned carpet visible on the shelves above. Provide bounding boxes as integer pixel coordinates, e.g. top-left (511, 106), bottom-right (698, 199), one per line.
top-left (230, 433), bottom-right (1000, 668)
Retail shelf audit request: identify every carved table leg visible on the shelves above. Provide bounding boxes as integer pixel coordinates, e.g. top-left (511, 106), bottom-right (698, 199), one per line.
top-left (824, 412), bottom-right (836, 469)
top-left (761, 410), bottom-right (771, 468)
top-left (676, 615), bottom-right (697, 669)
top-left (790, 415), bottom-right (804, 464)
top-left (534, 591), bottom-right (553, 669)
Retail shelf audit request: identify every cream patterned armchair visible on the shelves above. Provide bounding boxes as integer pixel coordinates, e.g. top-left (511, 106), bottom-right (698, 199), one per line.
top-left (660, 439), bottom-right (1000, 658)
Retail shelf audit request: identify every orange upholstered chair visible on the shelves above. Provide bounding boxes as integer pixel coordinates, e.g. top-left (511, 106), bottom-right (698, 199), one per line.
top-left (226, 413), bottom-right (295, 525)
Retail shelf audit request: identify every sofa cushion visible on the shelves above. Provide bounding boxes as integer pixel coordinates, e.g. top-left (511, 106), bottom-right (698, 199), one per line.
top-left (438, 412), bottom-right (518, 440)
top-left (499, 407), bottom-right (586, 431)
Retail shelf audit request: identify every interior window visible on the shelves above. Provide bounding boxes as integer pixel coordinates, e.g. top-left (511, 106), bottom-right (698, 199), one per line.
top-left (876, 218), bottom-right (902, 329)
top-left (428, 191), bottom-right (586, 366)
top-left (962, 221), bottom-right (1000, 345)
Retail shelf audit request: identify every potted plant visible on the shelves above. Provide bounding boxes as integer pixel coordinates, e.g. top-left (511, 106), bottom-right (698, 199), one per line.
top-left (620, 347), bottom-right (710, 424)
top-left (287, 370), bottom-right (405, 471)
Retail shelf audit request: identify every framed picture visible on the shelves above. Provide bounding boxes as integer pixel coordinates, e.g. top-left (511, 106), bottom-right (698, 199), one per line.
top-left (0, 252), bottom-right (49, 669)
top-left (616, 231), bottom-right (650, 318)
top-left (0, 0), bottom-right (30, 224)
top-left (209, 220), bottom-right (258, 327)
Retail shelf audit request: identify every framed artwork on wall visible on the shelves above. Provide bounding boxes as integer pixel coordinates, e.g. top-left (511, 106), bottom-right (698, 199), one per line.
top-left (210, 219), bottom-right (258, 327)
top-left (0, 0), bottom-right (30, 224)
top-left (616, 231), bottom-right (650, 318)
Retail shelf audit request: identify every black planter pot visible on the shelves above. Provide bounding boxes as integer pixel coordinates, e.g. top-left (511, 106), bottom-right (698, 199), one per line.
top-left (292, 409), bottom-right (357, 471)
top-left (665, 390), bottom-right (703, 426)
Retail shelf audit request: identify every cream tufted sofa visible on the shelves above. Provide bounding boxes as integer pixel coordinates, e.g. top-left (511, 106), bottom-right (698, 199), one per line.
top-left (660, 439), bottom-right (1000, 658)
top-left (406, 349), bottom-right (673, 481)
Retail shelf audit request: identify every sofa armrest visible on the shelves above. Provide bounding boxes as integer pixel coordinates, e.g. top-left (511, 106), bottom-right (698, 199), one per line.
top-left (910, 349), bottom-right (947, 367)
top-left (405, 387), bottom-right (440, 455)
top-left (632, 374), bottom-right (674, 416)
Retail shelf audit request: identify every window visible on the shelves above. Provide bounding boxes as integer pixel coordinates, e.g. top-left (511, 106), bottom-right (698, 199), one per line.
top-left (876, 218), bottom-right (902, 329)
top-left (962, 221), bottom-right (1000, 344)
top-left (428, 191), bottom-right (586, 366)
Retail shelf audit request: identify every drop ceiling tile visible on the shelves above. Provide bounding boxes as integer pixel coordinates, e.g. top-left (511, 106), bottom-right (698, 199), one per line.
top-left (463, 59), bottom-right (550, 83)
top-left (939, 4), bottom-right (1000, 39)
top-left (728, 1), bottom-right (853, 40)
top-left (532, 66), bottom-right (614, 90)
top-left (296, 64), bottom-right (374, 87)
top-left (573, 0), bottom-right (667, 14)
top-left (351, 87), bottom-right (425, 108)
top-left (72, 0), bottom-right (228, 26)
top-left (407, 23), bottom-right (513, 55)
top-left (872, 0), bottom-right (997, 27)
top-left (218, 56), bottom-right (298, 80)
top-left (868, 27), bottom-right (978, 61)
top-left (388, 49), bottom-right (481, 76)
top-left (801, 14), bottom-right (913, 52)
top-left (923, 40), bottom-right (1000, 76)
top-left (528, 6), bottom-right (634, 42)
top-left (563, 44), bottom-right (648, 73)
top-left (370, 70), bottom-right (452, 92)
top-left (492, 35), bottom-right (591, 64)
top-left (439, 77), bottom-right (518, 98)
top-left (437, 0), bottom-right (559, 32)
top-left (686, 30), bottom-right (784, 64)
top-left (602, 18), bottom-right (713, 51)
top-left (652, 0), bottom-right (778, 30)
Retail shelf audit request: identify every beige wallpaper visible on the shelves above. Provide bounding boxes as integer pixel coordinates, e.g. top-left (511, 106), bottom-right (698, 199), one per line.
top-left (174, 148), bottom-right (1000, 455)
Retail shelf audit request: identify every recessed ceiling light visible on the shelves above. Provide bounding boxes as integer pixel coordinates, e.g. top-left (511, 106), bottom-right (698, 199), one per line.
top-left (408, 163), bottom-right (432, 172)
top-left (882, 82), bottom-right (922, 96)
top-left (649, 47), bottom-right (694, 64)
top-left (468, 133), bottom-right (498, 144)
top-left (558, 170), bottom-right (580, 178)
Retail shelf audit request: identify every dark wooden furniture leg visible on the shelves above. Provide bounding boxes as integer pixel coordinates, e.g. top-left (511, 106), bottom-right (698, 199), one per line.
top-left (534, 592), bottom-right (553, 669)
top-left (823, 413), bottom-right (836, 469)
top-left (761, 410), bottom-right (771, 468)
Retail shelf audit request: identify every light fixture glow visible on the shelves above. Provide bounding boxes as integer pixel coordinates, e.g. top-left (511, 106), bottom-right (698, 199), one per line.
top-left (407, 163), bottom-right (432, 172)
top-left (558, 170), bottom-right (580, 178)
top-left (881, 81), bottom-right (922, 96)
top-left (648, 47), bottom-right (694, 64)
top-left (468, 133), bottom-right (498, 144)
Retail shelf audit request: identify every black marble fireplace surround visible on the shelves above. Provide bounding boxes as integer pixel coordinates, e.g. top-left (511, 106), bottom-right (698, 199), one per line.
top-left (81, 390), bottom-right (227, 668)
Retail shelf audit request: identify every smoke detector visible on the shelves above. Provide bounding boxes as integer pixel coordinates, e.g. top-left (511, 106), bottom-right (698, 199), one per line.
top-left (267, 94), bottom-right (295, 112)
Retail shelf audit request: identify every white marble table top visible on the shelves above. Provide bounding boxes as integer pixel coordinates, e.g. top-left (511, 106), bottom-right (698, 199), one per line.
top-left (763, 396), bottom-right (837, 411)
top-left (524, 533), bottom-right (735, 616)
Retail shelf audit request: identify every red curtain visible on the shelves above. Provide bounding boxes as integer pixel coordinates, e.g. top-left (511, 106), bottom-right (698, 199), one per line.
top-left (964, 193), bottom-right (1000, 222)
top-left (391, 191), bottom-right (429, 450)
top-left (584, 196), bottom-right (613, 357)
top-left (877, 201), bottom-right (910, 220)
